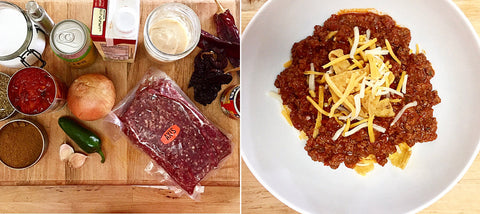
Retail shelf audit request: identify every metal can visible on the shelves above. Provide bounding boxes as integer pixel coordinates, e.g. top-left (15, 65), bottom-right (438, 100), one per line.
top-left (220, 85), bottom-right (240, 119)
top-left (50, 19), bottom-right (97, 68)
top-left (8, 67), bottom-right (67, 116)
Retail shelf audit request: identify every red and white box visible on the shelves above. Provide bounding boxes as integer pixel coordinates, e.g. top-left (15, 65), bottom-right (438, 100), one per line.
top-left (90, 0), bottom-right (139, 63)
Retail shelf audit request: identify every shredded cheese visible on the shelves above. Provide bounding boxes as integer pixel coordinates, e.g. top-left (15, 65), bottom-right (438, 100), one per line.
top-left (416, 44), bottom-right (420, 54)
top-left (350, 26), bottom-right (360, 58)
top-left (343, 119), bottom-right (351, 136)
top-left (401, 74), bottom-right (408, 94)
top-left (329, 73), bottom-right (358, 117)
top-left (306, 96), bottom-right (339, 117)
top-left (391, 101), bottom-right (418, 126)
top-left (385, 39), bottom-right (401, 65)
top-left (332, 124), bottom-right (346, 141)
top-left (324, 74), bottom-right (356, 111)
top-left (326, 31), bottom-right (338, 41)
top-left (313, 86), bottom-right (324, 138)
top-left (304, 71), bottom-right (325, 75)
top-left (322, 54), bottom-right (350, 69)
top-left (284, 60), bottom-right (292, 68)
top-left (281, 105), bottom-right (293, 126)
top-left (396, 71), bottom-right (406, 92)
top-left (368, 115), bottom-right (375, 143)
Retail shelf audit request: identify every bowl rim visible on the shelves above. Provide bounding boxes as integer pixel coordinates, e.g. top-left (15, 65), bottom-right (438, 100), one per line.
top-left (0, 118), bottom-right (47, 170)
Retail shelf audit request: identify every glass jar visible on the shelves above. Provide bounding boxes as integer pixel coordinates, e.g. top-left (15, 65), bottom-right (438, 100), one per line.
top-left (0, 1), bottom-right (46, 68)
top-left (144, 3), bottom-right (201, 62)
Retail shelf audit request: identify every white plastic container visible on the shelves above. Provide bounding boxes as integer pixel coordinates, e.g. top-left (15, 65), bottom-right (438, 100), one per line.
top-left (0, 1), bottom-right (46, 68)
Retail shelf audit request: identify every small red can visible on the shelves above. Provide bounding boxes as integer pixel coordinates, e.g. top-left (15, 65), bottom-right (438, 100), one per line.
top-left (7, 67), bottom-right (67, 116)
top-left (220, 85), bottom-right (240, 119)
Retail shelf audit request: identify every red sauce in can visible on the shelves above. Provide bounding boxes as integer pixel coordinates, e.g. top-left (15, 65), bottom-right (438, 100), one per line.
top-left (8, 67), bottom-right (65, 115)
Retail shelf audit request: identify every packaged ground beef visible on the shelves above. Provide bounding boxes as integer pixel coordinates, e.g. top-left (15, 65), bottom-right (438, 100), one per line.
top-left (110, 68), bottom-right (232, 198)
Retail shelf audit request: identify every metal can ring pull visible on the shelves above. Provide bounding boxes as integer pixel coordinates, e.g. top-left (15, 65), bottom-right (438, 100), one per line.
top-left (18, 49), bottom-right (46, 68)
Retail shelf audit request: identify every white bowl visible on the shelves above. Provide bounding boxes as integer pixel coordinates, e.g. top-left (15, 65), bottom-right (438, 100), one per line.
top-left (241, 0), bottom-right (480, 213)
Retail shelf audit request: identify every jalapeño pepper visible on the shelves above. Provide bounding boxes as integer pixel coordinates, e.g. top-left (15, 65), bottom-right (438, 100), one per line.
top-left (58, 116), bottom-right (105, 163)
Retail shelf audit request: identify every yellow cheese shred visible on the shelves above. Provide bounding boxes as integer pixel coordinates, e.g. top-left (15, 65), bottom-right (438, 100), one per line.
top-left (416, 44), bottom-right (420, 55)
top-left (325, 31), bottom-right (338, 41)
top-left (396, 71), bottom-right (406, 92)
top-left (284, 60), bottom-right (292, 68)
top-left (355, 38), bottom-right (377, 54)
top-left (329, 73), bottom-right (358, 117)
top-left (350, 119), bottom-right (368, 128)
top-left (343, 119), bottom-right (351, 136)
top-left (322, 54), bottom-right (350, 69)
top-left (304, 71), bottom-right (325, 75)
top-left (306, 96), bottom-right (339, 117)
top-left (368, 114), bottom-right (375, 143)
top-left (385, 39), bottom-right (401, 65)
top-left (324, 74), bottom-right (356, 112)
top-left (281, 105), bottom-right (293, 126)
top-left (313, 86), bottom-right (324, 138)
top-left (390, 99), bottom-right (402, 103)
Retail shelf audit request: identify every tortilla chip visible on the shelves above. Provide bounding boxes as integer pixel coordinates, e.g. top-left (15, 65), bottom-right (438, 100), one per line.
top-left (361, 93), bottom-right (394, 117)
top-left (389, 143), bottom-right (412, 169)
top-left (330, 67), bottom-right (368, 93)
top-left (328, 49), bottom-right (351, 74)
top-left (354, 154), bottom-right (376, 176)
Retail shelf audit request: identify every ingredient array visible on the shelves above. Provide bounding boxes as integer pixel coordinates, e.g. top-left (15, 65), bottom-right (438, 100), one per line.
top-left (0, 0), bottom-right (238, 199)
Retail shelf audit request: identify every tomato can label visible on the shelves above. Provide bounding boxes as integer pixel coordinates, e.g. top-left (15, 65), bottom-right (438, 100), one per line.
top-left (50, 19), bottom-right (97, 68)
top-left (220, 85), bottom-right (240, 119)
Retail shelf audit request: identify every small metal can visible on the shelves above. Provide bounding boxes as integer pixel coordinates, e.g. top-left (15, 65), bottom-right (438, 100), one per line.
top-left (50, 19), bottom-right (97, 68)
top-left (220, 85), bottom-right (240, 119)
top-left (8, 67), bottom-right (67, 116)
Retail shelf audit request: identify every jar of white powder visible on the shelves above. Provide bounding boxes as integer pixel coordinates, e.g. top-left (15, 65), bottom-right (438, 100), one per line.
top-left (0, 1), bottom-right (46, 68)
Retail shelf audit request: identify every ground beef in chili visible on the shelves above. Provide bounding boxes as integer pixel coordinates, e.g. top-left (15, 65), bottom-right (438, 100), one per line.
top-left (274, 12), bottom-right (441, 169)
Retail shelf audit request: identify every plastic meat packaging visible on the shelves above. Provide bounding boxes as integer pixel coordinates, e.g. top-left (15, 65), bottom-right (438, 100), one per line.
top-left (108, 68), bottom-right (232, 199)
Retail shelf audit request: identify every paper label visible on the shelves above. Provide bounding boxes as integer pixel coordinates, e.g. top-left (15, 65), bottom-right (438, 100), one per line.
top-left (161, 125), bottom-right (180, 144)
top-left (92, 8), bottom-right (106, 36)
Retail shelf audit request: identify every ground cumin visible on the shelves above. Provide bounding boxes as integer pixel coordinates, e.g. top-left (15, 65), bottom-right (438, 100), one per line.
top-left (0, 121), bottom-right (43, 168)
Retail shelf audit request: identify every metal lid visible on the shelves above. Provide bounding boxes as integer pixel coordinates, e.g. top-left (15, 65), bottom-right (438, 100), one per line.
top-left (50, 19), bottom-right (87, 55)
top-left (0, 1), bottom-right (33, 61)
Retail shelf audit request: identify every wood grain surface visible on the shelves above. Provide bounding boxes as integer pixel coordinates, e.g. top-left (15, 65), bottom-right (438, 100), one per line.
top-left (0, 0), bottom-right (240, 212)
top-left (241, 0), bottom-right (480, 213)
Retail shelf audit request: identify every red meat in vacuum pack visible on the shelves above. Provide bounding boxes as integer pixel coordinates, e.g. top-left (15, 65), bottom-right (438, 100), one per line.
top-left (119, 77), bottom-right (232, 194)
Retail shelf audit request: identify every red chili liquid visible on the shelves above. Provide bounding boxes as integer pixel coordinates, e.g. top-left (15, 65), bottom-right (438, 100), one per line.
top-left (8, 68), bottom-right (56, 115)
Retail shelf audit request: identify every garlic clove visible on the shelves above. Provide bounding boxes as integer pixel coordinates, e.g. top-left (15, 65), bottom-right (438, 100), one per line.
top-left (68, 153), bottom-right (87, 168)
top-left (59, 144), bottom-right (74, 161)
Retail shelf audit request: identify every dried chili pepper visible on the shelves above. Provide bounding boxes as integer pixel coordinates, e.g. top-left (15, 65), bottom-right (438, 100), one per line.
top-left (198, 30), bottom-right (239, 59)
top-left (189, 49), bottom-right (232, 105)
top-left (213, 0), bottom-right (240, 67)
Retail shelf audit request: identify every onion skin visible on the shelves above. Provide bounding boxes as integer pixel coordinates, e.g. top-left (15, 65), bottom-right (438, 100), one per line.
top-left (67, 74), bottom-right (116, 121)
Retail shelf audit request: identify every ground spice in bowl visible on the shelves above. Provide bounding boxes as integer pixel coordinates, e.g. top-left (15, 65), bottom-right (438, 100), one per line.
top-left (0, 73), bottom-right (15, 120)
top-left (0, 119), bottom-right (45, 169)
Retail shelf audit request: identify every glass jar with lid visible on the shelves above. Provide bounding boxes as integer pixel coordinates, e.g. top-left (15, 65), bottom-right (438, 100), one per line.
top-left (0, 1), bottom-right (46, 68)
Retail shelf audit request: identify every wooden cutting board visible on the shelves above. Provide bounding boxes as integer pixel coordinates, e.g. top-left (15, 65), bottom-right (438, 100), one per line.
top-left (0, 0), bottom-right (240, 190)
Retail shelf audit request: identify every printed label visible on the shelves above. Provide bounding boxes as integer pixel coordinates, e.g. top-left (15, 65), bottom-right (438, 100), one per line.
top-left (161, 125), bottom-right (180, 144)
top-left (92, 8), bottom-right (106, 36)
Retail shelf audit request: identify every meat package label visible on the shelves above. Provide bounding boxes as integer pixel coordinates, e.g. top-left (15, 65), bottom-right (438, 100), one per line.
top-left (161, 124), bottom-right (180, 144)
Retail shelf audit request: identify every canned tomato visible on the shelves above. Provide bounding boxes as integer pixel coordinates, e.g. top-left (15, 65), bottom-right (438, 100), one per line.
top-left (50, 19), bottom-right (97, 68)
top-left (220, 85), bottom-right (240, 119)
top-left (7, 67), bottom-right (67, 116)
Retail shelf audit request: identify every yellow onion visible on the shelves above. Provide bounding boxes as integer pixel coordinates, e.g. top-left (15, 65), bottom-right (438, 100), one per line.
top-left (67, 74), bottom-right (116, 121)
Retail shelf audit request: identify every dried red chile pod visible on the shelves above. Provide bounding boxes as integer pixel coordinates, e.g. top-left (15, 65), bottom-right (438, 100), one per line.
top-left (214, 9), bottom-right (240, 44)
top-left (189, 49), bottom-right (232, 105)
top-left (198, 30), bottom-right (239, 59)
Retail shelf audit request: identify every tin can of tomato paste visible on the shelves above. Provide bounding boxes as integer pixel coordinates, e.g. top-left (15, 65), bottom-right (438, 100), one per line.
top-left (220, 85), bottom-right (240, 119)
top-left (50, 19), bottom-right (97, 68)
top-left (7, 67), bottom-right (67, 116)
